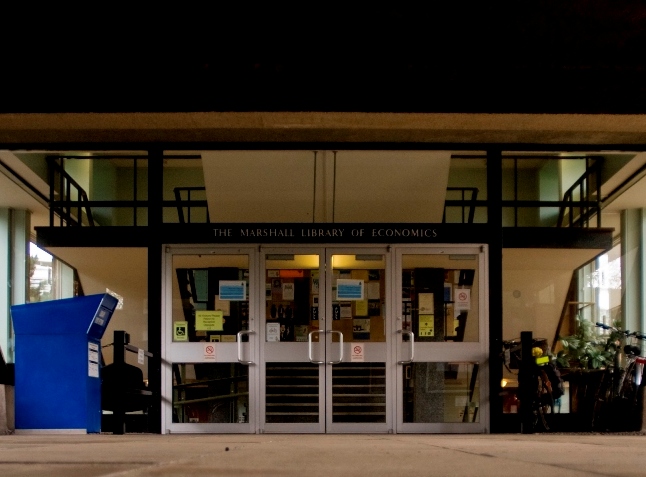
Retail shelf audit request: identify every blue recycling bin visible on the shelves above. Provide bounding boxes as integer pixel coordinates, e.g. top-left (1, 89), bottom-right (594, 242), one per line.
top-left (11, 293), bottom-right (117, 433)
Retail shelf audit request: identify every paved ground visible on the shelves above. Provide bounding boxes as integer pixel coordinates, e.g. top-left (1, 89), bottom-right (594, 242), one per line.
top-left (0, 433), bottom-right (645, 476)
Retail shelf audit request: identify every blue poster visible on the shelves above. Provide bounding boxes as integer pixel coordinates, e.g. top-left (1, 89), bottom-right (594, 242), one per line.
top-left (219, 280), bottom-right (246, 301)
top-left (336, 279), bottom-right (364, 300)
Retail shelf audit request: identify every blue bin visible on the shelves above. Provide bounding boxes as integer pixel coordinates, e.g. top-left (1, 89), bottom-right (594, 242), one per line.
top-left (11, 294), bottom-right (117, 433)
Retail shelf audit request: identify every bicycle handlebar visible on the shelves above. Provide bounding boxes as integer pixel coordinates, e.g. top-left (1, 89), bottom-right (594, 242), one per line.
top-left (595, 322), bottom-right (646, 339)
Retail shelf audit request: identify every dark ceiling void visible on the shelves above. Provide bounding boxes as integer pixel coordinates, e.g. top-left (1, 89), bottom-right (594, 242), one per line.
top-left (3, 3), bottom-right (646, 114)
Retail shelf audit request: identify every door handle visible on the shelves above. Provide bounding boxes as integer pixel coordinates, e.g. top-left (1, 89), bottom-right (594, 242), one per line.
top-left (308, 330), bottom-right (326, 364)
top-left (237, 330), bottom-right (255, 365)
top-left (397, 329), bottom-right (415, 364)
top-left (327, 330), bottom-right (344, 364)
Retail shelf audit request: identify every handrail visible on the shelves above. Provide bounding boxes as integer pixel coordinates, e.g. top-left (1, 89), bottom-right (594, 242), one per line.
top-left (557, 159), bottom-right (603, 228)
top-left (47, 157), bottom-right (96, 227)
top-left (443, 187), bottom-right (479, 224)
top-left (174, 186), bottom-right (209, 224)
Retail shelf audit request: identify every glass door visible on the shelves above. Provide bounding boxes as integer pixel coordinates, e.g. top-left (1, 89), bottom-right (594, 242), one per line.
top-left (260, 248), bottom-right (325, 433)
top-left (395, 246), bottom-right (489, 433)
top-left (325, 249), bottom-right (391, 433)
top-left (260, 247), bottom-right (391, 433)
top-left (162, 247), bottom-right (258, 433)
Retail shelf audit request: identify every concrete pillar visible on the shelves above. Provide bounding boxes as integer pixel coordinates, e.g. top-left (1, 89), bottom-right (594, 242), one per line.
top-left (620, 209), bottom-right (645, 336)
top-left (0, 208), bottom-right (29, 435)
top-left (0, 209), bottom-right (9, 363)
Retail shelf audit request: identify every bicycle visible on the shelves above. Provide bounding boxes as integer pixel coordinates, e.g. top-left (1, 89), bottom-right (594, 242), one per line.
top-left (502, 337), bottom-right (562, 431)
top-left (592, 322), bottom-right (646, 431)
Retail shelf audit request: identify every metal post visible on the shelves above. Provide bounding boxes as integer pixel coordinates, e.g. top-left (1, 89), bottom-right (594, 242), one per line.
top-left (520, 331), bottom-right (534, 434)
top-left (487, 148), bottom-right (504, 433)
top-left (112, 330), bottom-right (129, 435)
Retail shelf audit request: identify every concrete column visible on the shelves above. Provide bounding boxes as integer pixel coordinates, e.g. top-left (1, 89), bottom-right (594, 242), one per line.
top-left (620, 209), bottom-right (645, 335)
top-left (0, 208), bottom-right (30, 364)
top-left (0, 209), bottom-right (9, 363)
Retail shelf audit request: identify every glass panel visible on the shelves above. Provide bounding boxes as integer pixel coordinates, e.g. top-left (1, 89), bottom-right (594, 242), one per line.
top-left (172, 363), bottom-right (248, 423)
top-left (402, 254), bottom-right (479, 342)
top-left (331, 254), bottom-right (386, 343)
top-left (403, 362), bottom-right (479, 423)
top-left (264, 254), bottom-right (320, 342)
top-left (265, 362), bottom-right (319, 423)
top-left (29, 243), bottom-right (76, 302)
top-left (172, 254), bottom-right (249, 342)
top-left (502, 248), bottom-right (602, 418)
top-left (332, 363), bottom-right (386, 423)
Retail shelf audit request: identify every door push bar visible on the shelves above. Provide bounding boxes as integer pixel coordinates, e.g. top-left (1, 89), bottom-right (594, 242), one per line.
top-left (327, 330), bottom-right (344, 365)
top-left (397, 329), bottom-right (415, 364)
top-left (308, 330), bottom-right (326, 364)
top-left (237, 330), bottom-right (255, 365)
top-left (308, 330), bottom-right (344, 364)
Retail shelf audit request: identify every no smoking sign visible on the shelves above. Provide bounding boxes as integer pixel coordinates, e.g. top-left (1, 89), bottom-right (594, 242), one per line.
top-left (204, 343), bottom-right (216, 360)
top-left (351, 343), bottom-right (364, 362)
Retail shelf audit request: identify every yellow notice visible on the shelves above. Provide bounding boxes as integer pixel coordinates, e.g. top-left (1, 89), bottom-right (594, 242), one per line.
top-left (355, 299), bottom-right (369, 316)
top-left (419, 315), bottom-right (435, 337)
top-left (174, 321), bottom-right (189, 341)
top-left (196, 310), bottom-right (224, 331)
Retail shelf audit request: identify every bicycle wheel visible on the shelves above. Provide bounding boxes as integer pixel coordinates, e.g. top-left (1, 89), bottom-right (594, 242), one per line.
top-left (533, 371), bottom-right (554, 431)
top-left (612, 361), bottom-right (640, 430)
top-left (592, 369), bottom-right (614, 431)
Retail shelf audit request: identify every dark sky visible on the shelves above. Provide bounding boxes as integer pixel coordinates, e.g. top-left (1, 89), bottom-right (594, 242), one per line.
top-left (3, 3), bottom-right (646, 113)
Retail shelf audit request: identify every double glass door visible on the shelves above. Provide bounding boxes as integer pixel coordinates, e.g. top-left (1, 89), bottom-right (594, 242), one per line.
top-left (261, 247), bottom-right (390, 433)
top-left (162, 245), bottom-right (487, 434)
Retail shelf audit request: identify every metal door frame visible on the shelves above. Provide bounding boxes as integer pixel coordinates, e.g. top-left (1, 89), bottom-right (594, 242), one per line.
top-left (161, 245), bottom-right (259, 434)
top-left (393, 244), bottom-right (490, 434)
top-left (324, 246), bottom-right (393, 433)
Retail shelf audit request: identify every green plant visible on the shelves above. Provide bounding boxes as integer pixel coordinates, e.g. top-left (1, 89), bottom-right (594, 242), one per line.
top-left (556, 318), bottom-right (619, 370)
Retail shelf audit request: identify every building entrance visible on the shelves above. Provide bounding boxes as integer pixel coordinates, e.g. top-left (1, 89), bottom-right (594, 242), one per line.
top-left (162, 245), bottom-right (488, 434)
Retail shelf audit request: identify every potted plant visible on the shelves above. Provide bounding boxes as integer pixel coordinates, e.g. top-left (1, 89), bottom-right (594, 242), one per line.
top-left (555, 318), bottom-right (618, 370)
top-left (554, 317), bottom-right (621, 430)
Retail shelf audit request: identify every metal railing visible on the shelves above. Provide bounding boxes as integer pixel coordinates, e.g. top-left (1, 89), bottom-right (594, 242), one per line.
top-left (174, 187), bottom-right (209, 224)
top-left (443, 187), bottom-right (479, 224)
top-left (557, 159), bottom-right (602, 228)
top-left (47, 157), bottom-right (96, 226)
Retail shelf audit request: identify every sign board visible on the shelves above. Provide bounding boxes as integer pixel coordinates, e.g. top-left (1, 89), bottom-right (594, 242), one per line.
top-left (219, 280), bottom-right (246, 301)
top-left (455, 289), bottom-right (471, 310)
top-left (203, 343), bottom-right (216, 360)
top-left (174, 321), bottom-right (189, 341)
top-left (351, 343), bottom-right (365, 362)
top-left (195, 310), bottom-right (224, 331)
top-left (337, 279), bottom-right (364, 300)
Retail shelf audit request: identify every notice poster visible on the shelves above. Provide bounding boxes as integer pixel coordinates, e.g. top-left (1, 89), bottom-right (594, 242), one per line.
top-left (367, 282), bottom-right (381, 300)
top-left (219, 280), bottom-right (246, 301)
top-left (419, 315), bottom-right (435, 337)
top-left (340, 302), bottom-right (353, 318)
top-left (337, 279), bottom-right (364, 300)
top-left (195, 310), bottom-right (224, 331)
top-left (418, 293), bottom-right (434, 314)
top-left (353, 318), bottom-right (371, 340)
top-left (454, 288), bottom-right (471, 310)
top-left (295, 325), bottom-right (309, 342)
top-left (214, 295), bottom-right (231, 315)
top-left (282, 282), bottom-right (295, 301)
top-left (88, 342), bottom-right (100, 378)
top-left (355, 299), bottom-right (368, 316)
top-left (311, 270), bottom-right (320, 293)
top-left (267, 322), bottom-right (280, 342)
